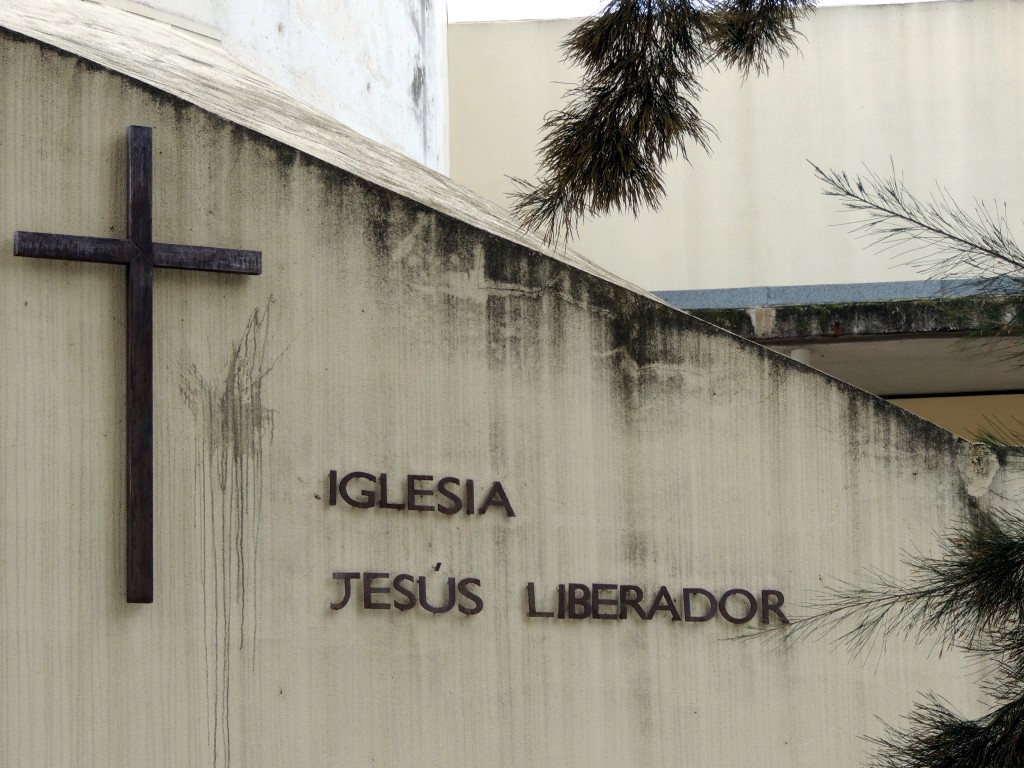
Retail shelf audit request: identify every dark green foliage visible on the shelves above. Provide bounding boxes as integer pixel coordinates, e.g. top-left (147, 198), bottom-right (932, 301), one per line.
top-left (776, 508), bottom-right (1024, 768)
top-left (510, 0), bottom-right (813, 243)
top-left (779, 509), bottom-right (1024, 651)
top-left (708, 0), bottom-right (812, 74)
top-left (869, 694), bottom-right (1024, 768)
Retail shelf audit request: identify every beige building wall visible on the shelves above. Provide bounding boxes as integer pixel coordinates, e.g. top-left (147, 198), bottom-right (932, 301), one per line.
top-left (449, 0), bottom-right (1024, 292)
top-left (0, 4), bottom-right (1016, 766)
top-left (894, 393), bottom-right (1024, 441)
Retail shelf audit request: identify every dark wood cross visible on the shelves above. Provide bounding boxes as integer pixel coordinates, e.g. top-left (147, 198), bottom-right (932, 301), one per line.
top-left (15, 126), bottom-right (261, 604)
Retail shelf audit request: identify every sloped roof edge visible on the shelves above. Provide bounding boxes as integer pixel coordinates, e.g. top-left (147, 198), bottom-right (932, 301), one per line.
top-left (0, 0), bottom-right (645, 297)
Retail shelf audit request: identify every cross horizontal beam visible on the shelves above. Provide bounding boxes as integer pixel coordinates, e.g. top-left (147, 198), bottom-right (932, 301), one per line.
top-left (14, 232), bottom-right (133, 264)
top-left (15, 232), bottom-right (262, 274)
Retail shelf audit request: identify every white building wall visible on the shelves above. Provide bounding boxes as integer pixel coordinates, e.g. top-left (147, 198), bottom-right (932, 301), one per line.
top-left (107, 0), bottom-right (449, 171)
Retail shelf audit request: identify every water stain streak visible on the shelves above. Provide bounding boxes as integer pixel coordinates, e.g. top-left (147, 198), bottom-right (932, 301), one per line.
top-left (180, 299), bottom-right (277, 767)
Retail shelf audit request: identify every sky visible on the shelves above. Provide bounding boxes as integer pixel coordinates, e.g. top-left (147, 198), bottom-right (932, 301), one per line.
top-left (448, 0), bottom-right (605, 21)
top-left (447, 0), bottom-right (937, 23)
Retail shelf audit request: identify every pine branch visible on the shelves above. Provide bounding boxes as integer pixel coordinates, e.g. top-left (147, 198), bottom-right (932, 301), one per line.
top-left (812, 162), bottom-right (1024, 285)
top-left (762, 507), bottom-right (1024, 768)
top-left (867, 693), bottom-right (1024, 768)
top-left (707, 0), bottom-right (812, 75)
top-left (814, 161), bottom-right (1024, 375)
top-left (510, 0), bottom-right (814, 244)
top-left (768, 509), bottom-right (1024, 657)
top-left (973, 416), bottom-right (1024, 453)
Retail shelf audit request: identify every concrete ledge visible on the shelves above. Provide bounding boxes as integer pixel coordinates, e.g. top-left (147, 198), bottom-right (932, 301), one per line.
top-left (687, 295), bottom-right (1024, 341)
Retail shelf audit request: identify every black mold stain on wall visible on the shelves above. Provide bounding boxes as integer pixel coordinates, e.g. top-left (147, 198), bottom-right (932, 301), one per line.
top-left (179, 300), bottom-right (277, 768)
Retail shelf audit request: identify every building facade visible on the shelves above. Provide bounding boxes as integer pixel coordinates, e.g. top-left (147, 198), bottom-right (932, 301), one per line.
top-left (1, 2), bottom-right (1017, 765)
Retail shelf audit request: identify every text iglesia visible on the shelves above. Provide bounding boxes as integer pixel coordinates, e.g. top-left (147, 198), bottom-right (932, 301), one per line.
top-left (328, 470), bottom-right (516, 516)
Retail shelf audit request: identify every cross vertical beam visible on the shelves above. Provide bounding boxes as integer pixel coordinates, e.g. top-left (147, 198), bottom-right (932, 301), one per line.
top-left (126, 126), bottom-right (155, 603)
top-left (15, 126), bottom-right (262, 603)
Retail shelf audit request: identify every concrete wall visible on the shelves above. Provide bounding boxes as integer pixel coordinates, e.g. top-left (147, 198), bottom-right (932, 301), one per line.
top-left (0, 15), bottom-right (1011, 768)
top-left (449, 0), bottom-right (1024, 291)
top-left (105, 0), bottom-right (449, 171)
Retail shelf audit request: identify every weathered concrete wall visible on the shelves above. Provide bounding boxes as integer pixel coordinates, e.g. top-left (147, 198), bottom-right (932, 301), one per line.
top-left (111, 0), bottom-right (449, 171)
top-left (0, 11), bottom-right (1009, 768)
top-left (449, 0), bottom-right (1024, 290)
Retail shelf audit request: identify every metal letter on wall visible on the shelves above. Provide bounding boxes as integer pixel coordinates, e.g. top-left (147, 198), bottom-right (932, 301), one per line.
top-left (15, 126), bottom-right (262, 603)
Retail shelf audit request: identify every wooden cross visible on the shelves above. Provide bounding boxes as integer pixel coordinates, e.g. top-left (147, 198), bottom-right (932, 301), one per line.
top-left (15, 126), bottom-right (262, 604)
